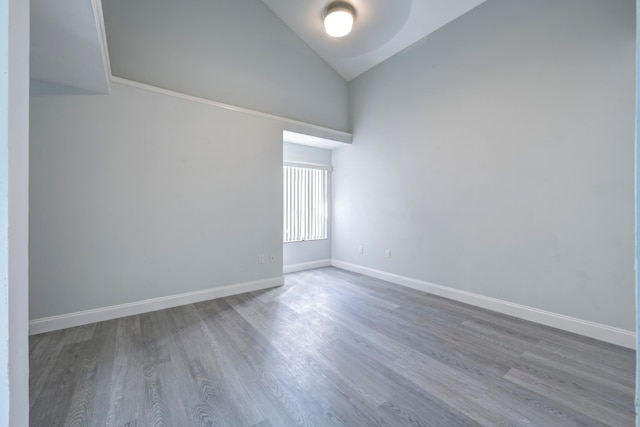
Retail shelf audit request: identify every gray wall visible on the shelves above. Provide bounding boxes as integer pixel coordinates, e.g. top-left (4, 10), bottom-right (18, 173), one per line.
top-left (101, 0), bottom-right (349, 131)
top-left (635, 0), bottom-right (639, 414)
top-left (1, 0), bottom-right (30, 422)
top-left (30, 82), bottom-right (285, 319)
top-left (333, 0), bottom-right (635, 330)
top-left (283, 142), bottom-right (332, 266)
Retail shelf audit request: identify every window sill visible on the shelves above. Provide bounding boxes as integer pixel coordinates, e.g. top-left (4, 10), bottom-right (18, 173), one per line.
top-left (284, 238), bottom-right (329, 244)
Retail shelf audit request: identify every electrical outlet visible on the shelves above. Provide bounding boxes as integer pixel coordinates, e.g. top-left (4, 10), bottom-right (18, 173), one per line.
top-left (385, 249), bottom-right (391, 258)
top-left (270, 254), bottom-right (276, 263)
top-left (359, 245), bottom-right (364, 255)
top-left (258, 254), bottom-right (265, 264)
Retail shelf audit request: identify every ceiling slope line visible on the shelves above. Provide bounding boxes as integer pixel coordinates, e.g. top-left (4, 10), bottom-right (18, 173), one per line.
top-left (110, 76), bottom-right (353, 143)
top-left (92, 0), bottom-right (112, 93)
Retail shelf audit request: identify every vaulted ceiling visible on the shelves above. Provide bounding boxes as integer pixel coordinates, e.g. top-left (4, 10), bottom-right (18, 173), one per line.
top-left (31, 0), bottom-right (111, 94)
top-left (30, 0), bottom-right (487, 91)
top-left (262, 0), bottom-right (487, 80)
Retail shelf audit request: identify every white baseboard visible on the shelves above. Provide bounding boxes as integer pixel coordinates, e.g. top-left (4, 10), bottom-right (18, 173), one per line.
top-left (284, 259), bottom-right (332, 274)
top-left (331, 260), bottom-right (635, 349)
top-left (29, 276), bottom-right (284, 335)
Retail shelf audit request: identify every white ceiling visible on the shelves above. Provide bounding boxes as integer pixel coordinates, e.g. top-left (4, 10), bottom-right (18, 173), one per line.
top-left (30, 0), bottom-right (111, 94)
top-left (261, 0), bottom-right (487, 81)
top-left (30, 0), bottom-right (487, 93)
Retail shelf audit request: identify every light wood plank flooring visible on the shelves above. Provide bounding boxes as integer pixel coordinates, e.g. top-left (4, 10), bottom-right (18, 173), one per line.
top-left (30, 267), bottom-right (636, 426)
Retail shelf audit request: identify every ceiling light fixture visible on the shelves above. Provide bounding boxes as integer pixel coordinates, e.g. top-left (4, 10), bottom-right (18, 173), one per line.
top-left (324, 1), bottom-right (355, 38)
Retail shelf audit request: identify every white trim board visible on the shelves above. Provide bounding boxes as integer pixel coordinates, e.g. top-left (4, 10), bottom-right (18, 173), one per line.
top-left (331, 260), bottom-right (636, 349)
top-left (284, 259), bottom-right (332, 274)
top-left (111, 77), bottom-right (352, 144)
top-left (29, 276), bottom-right (284, 335)
top-left (92, 0), bottom-right (112, 92)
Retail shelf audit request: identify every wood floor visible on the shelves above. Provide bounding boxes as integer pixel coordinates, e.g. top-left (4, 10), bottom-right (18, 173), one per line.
top-left (30, 267), bottom-right (636, 426)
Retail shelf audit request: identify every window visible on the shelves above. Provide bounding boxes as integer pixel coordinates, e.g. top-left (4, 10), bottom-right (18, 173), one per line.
top-left (283, 164), bottom-right (328, 243)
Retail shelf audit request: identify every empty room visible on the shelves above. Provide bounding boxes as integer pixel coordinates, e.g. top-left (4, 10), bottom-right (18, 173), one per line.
top-left (1, 0), bottom-right (637, 425)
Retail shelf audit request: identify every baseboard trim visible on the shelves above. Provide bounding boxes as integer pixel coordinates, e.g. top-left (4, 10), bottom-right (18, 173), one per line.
top-left (331, 260), bottom-right (635, 349)
top-left (29, 276), bottom-right (284, 335)
top-left (284, 259), bottom-right (332, 274)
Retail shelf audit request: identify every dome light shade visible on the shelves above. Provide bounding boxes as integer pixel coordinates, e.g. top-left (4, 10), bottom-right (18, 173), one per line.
top-left (324, 2), bottom-right (355, 38)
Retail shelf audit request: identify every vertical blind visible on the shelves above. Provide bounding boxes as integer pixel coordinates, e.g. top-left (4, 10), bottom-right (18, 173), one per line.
top-left (283, 166), bottom-right (328, 243)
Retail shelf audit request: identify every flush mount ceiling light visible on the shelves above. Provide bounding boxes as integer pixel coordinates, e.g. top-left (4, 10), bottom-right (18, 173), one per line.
top-left (324, 1), bottom-right (356, 38)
